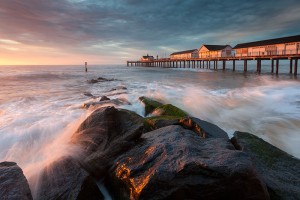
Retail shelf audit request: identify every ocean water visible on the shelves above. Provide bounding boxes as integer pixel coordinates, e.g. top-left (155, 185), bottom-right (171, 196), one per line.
top-left (0, 63), bottom-right (299, 196)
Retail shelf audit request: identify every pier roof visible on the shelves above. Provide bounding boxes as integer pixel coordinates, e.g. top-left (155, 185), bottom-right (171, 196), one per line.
top-left (234, 35), bottom-right (300, 49)
top-left (202, 45), bottom-right (230, 51)
top-left (170, 49), bottom-right (198, 55)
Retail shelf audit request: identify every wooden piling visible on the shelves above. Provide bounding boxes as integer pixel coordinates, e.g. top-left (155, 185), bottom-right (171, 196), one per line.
top-left (233, 60), bottom-right (235, 71)
top-left (276, 59), bottom-right (279, 75)
top-left (294, 59), bottom-right (298, 76)
top-left (244, 60), bottom-right (247, 72)
top-left (290, 59), bottom-right (293, 74)
top-left (271, 59), bottom-right (274, 73)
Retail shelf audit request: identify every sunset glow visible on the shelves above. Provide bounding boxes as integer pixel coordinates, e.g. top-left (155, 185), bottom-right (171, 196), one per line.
top-left (1, 0), bottom-right (300, 65)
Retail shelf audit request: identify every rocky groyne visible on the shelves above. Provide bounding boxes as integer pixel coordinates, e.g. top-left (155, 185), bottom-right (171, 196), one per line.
top-left (1, 95), bottom-right (299, 200)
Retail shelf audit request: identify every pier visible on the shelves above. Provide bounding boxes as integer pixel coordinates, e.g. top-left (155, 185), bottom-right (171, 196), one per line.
top-left (127, 55), bottom-right (300, 75)
top-left (127, 35), bottom-right (300, 75)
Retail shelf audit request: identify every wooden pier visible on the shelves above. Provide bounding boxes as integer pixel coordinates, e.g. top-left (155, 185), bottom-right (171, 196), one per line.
top-left (127, 55), bottom-right (300, 75)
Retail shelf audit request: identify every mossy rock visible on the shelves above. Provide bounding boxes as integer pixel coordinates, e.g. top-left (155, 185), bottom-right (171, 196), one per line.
top-left (144, 116), bottom-right (181, 132)
top-left (232, 131), bottom-right (300, 200)
top-left (154, 104), bottom-right (188, 117)
top-left (139, 96), bottom-right (163, 116)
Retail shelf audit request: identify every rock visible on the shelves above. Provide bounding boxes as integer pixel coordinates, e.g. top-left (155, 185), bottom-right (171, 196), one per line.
top-left (231, 131), bottom-right (300, 200)
top-left (83, 98), bottom-right (131, 109)
top-left (180, 117), bottom-right (229, 139)
top-left (71, 106), bottom-right (144, 178)
top-left (153, 104), bottom-right (188, 117)
top-left (139, 96), bottom-right (163, 116)
top-left (144, 115), bottom-right (181, 132)
top-left (35, 157), bottom-right (103, 200)
top-left (87, 77), bottom-right (116, 84)
top-left (108, 125), bottom-right (269, 200)
top-left (83, 92), bottom-right (94, 97)
top-left (99, 96), bottom-right (110, 101)
top-left (0, 162), bottom-right (33, 200)
top-left (87, 79), bottom-right (99, 84)
top-left (109, 86), bottom-right (127, 91)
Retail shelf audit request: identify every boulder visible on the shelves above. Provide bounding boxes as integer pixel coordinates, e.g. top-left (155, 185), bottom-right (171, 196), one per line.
top-left (180, 117), bottom-right (229, 139)
top-left (139, 96), bottom-right (163, 116)
top-left (109, 86), bottom-right (127, 91)
top-left (35, 157), bottom-right (103, 200)
top-left (108, 125), bottom-right (269, 200)
top-left (87, 77), bottom-right (116, 84)
top-left (71, 106), bottom-right (144, 178)
top-left (153, 104), bottom-right (188, 117)
top-left (0, 162), bottom-right (33, 200)
top-left (83, 92), bottom-right (94, 97)
top-left (144, 116), bottom-right (181, 132)
top-left (99, 96), bottom-right (110, 101)
top-left (231, 131), bottom-right (300, 200)
top-left (83, 98), bottom-right (131, 109)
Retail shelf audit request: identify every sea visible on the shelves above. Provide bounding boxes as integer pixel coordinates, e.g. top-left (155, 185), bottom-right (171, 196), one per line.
top-left (0, 62), bottom-right (299, 197)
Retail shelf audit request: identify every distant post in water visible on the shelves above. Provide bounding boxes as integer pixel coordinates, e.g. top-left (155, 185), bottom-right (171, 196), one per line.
top-left (85, 62), bottom-right (87, 72)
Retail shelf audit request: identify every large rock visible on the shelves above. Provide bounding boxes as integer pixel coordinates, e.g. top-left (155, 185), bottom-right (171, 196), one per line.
top-left (83, 98), bottom-right (130, 109)
top-left (0, 162), bottom-right (33, 200)
top-left (108, 125), bottom-right (269, 200)
top-left (153, 104), bottom-right (188, 117)
top-left (231, 131), bottom-right (300, 200)
top-left (71, 106), bottom-right (144, 178)
top-left (35, 157), bottom-right (103, 200)
top-left (180, 117), bottom-right (229, 139)
top-left (144, 115), bottom-right (181, 132)
top-left (139, 96), bottom-right (163, 116)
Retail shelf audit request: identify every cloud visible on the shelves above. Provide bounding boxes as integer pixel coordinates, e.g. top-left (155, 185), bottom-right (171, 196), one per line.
top-left (0, 0), bottom-right (299, 64)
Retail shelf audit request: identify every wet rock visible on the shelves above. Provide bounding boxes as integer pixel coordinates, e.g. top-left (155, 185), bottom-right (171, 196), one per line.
top-left (153, 104), bottom-right (188, 117)
top-left (0, 162), bottom-right (33, 200)
top-left (83, 98), bottom-right (130, 109)
top-left (87, 79), bottom-right (99, 84)
top-left (144, 115), bottom-right (181, 132)
top-left (71, 106), bottom-right (144, 178)
top-left (139, 96), bottom-right (163, 116)
top-left (180, 117), bottom-right (229, 139)
top-left (232, 131), bottom-right (300, 200)
top-left (108, 125), bottom-right (269, 200)
top-left (83, 92), bottom-right (94, 97)
top-left (87, 77), bottom-right (116, 84)
top-left (109, 86), bottom-right (127, 91)
top-left (35, 157), bottom-right (103, 200)
top-left (99, 96), bottom-right (110, 101)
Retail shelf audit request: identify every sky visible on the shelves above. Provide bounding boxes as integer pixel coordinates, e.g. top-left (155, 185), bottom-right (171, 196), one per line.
top-left (0, 0), bottom-right (300, 65)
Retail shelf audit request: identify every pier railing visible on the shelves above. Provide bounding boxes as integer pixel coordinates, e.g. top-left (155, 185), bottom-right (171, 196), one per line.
top-left (127, 53), bottom-right (300, 75)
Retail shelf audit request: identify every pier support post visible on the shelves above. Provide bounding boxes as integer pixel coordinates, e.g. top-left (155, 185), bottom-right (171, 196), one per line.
top-left (276, 59), bottom-right (279, 75)
top-left (294, 59), bottom-right (298, 76)
top-left (271, 59), bottom-right (274, 73)
top-left (184, 61), bottom-right (186, 68)
top-left (206, 60), bottom-right (209, 69)
top-left (223, 60), bottom-right (226, 70)
top-left (256, 59), bottom-right (261, 73)
top-left (233, 60), bottom-right (235, 71)
top-left (244, 60), bottom-right (247, 72)
top-left (290, 59), bottom-right (293, 74)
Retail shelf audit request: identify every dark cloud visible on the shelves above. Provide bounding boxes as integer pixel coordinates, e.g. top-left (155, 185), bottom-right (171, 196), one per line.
top-left (0, 0), bottom-right (299, 63)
